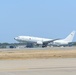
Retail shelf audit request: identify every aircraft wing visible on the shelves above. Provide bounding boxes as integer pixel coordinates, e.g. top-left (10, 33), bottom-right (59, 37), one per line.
top-left (43, 39), bottom-right (60, 43)
top-left (42, 39), bottom-right (60, 47)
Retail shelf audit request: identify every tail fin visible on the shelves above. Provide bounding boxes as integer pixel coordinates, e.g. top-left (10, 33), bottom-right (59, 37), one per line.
top-left (64, 31), bottom-right (76, 42)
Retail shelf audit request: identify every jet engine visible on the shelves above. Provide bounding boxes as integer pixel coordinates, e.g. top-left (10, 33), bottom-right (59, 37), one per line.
top-left (37, 41), bottom-right (43, 44)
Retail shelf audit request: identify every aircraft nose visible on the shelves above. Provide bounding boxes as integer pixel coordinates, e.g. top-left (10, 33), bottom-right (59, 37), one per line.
top-left (14, 37), bottom-right (17, 40)
top-left (14, 38), bottom-right (16, 40)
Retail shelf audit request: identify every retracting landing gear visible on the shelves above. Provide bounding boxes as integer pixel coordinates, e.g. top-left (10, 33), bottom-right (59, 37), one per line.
top-left (26, 43), bottom-right (34, 48)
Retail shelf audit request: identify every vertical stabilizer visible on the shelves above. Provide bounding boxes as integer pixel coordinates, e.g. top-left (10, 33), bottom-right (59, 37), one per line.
top-left (64, 31), bottom-right (76, 42)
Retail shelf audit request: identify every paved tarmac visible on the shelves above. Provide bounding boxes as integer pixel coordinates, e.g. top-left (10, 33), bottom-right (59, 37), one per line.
top-left (0, 58), bottom-right (76, 75)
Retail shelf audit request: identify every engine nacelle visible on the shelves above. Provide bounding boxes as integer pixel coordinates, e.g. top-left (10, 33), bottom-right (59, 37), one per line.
top-left (37, 41), bottom-right (43, 44)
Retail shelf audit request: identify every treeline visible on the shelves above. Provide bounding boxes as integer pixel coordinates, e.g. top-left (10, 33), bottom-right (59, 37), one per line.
top-left (0, 43), bottom-right (26, 45)
top-left (0, 42), bottom-right (76, 45)
top-left (72, 42), bottom-right (76, 46)
top-left (0, 42), bottom-right (76, 48)
top-left (0, 43), bottom-right (26, 48)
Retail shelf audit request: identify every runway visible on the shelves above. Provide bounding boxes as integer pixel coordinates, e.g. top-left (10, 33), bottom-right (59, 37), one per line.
top-left (0, 58), bottom-right (76, 75)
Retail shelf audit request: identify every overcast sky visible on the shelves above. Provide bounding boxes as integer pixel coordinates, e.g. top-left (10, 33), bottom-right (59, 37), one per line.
top-left (0, 0), bottom-right (76, 43)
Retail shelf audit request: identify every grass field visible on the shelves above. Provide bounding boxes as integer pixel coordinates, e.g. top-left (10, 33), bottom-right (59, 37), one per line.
top-left (0, 48), bottom-right (76, 60)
